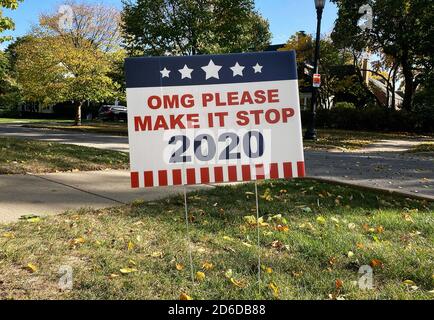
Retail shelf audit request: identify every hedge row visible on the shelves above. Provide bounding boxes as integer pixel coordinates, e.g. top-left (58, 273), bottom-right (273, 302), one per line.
top-left (301, 107), bottom-right (433, 133)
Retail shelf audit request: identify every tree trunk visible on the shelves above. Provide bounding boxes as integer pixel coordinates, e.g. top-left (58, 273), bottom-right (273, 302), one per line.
top-left (75, 101), bottom-right (83, 126)
top-left (401, 57), bottom-right (415, 111)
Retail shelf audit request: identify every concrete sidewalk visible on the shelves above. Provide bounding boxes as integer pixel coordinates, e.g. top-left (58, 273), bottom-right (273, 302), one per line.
top-left (0, 170), bottom-right (211, 223)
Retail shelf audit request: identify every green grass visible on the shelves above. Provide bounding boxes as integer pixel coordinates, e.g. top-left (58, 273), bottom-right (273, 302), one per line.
top-left (304, 129), bottom-right (432, 151)
top-left (0, 137), bottom-right (129, 174)
top-left (1, 179), bottom-right (432, 300)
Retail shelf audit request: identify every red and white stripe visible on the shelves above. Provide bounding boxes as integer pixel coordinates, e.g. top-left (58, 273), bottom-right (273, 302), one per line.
top-left (131, 162), bottom-right (306, 188)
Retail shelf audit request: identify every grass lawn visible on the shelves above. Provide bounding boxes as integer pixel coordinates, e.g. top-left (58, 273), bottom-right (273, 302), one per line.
top-left (0, 179), bottom-right (432, 300)
top-left (304, 129), bottom-right (432, 151)
top-left (0, 137), bottom-right (129, 174)
top-left (23, 121), bottom-right (129, 136)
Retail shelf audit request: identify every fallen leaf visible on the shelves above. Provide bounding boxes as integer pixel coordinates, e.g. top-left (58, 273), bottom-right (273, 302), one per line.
top-left (347, 251), bottom-right (354, 258)
top-left (276, 225), bottom-right (289, 232)
top-left (316, 216), bottom-right (326, 224)
top-left (335, 279), bottom-right (343, 290)
top-left (120, 268), bottom-right (138, 274)
top-left (348, 223), bottom-right (356, 230)
top-left (24, 263), bottom-right (38, 273)
top-left (180, 293), bottom-right (193, 300)
top-left (269, 282), bottom-right (279, 298)
top-left (176, 263), bottom-right (184, 271)
top-left (150, 251), bottom-right (164, 258)
top-left (109, 274), bottom-right (120, 279)
top-left (370, 259), bottom-right (383, 268)
top-left (230, 278), bottom-right (246, 288)
top-left (196, 271), bottom-right (206, 282)
top-left (403, 280), bottom-right (416, 286)
top-left (128, 241), bottom-right (135, 251)
top-left (2, 232), bottom-right (15, 239)
top-left (20, 215), bottom-right (41, 223)
top-left (202, 262), bottom-right (214, 271)
top-left (376, 226), bottom-right (385, 234)
top-left (70, 237), bottom-right (86, 246)
top-left (243, 215), bottom-right (257, 225)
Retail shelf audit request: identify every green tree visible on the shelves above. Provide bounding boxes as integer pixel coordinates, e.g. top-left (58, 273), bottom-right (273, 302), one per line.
top-left (16, 36), bottom-right (119, 125)
top-left (279, 32), bottom-right (368, 109)
top-left (121, 0), bottom-right (271, 55)
top-left (0, 0), bottom-right (22, 43)
top-left (331, 0), bottom-right (434, 111)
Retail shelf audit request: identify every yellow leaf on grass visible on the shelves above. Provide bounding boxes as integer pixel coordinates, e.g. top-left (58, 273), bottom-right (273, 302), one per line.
top-left (243, 215), bottom-right (257, 225)
top-left (276, 225), bottom-right (289, 232)
top-left (316, 216), bottom-right (326, 224)
top-left (2, 232), bottom-right (15, 239)
top-left (151, 251), bottom-right (163, 258)
top-left (25, 263), bottom-right (38, 273)
top-left (335, 279), bottom-right (344, 290)
top-left (269, 282), bottom-right (279, 298)
top-left (71, 237), bottom-right (86, 245)
top-left (196, 271), bottom-right (206, 282)
top-left (202, 262), bottom-right (214, 270)
top-left (230, 278), bottom-right (246, 288)
top-left (223, 236), bottom-right (234, 241)
top-left (180, 293), bottom-right (193, 300)
top-left (403, 280), bottom-right (416, 286)
top-left (176, 263), bottom-right (185, 271)
top-left (128, 241), bottom-right (135, 251)
top-left (120, 268), bottom-right (138, 274)
top-left (265, 267), bottom-right (273, 274)
top-left (347, 251), bottom-right (355, 258)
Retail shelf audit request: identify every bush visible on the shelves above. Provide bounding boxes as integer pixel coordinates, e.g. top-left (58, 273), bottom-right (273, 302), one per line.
top-left (301, 106), bottom-right (432, 133)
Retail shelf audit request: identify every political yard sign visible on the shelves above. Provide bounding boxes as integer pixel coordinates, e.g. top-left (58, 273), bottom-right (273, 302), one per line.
top-left (125, 51), bottom-right (305, 188)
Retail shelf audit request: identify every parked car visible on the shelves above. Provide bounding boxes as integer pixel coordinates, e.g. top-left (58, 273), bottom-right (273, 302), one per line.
top-left (98, 105), bottom-right (128, 122)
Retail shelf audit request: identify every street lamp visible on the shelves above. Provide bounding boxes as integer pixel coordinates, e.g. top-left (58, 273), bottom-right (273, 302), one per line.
top-left (304, 0), bottom-right (326, 140)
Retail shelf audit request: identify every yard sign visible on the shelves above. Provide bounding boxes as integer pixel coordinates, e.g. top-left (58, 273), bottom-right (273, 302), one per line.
top-left (125, 51), bottom-right (305, 188)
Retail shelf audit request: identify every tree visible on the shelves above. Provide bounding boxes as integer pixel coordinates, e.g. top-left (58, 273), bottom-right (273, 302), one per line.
top-left (0, 0), bottom-right (22, 43)
top-left (38, 0), bottom-right (122, 53)
top-left (17, 1), bottom-right (124, 125)
top-left (121, 0), bottom-right (271, 56)
top-left (279, 32), bottom-right (370, 109)
top-left (331, 0), bottom-right (434, 111)
top-left (15, 36), bottom-right (119, 125)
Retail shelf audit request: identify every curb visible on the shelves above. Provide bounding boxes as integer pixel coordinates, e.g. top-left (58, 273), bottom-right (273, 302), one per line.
top-left (306, 177), bottom-right (434, 202)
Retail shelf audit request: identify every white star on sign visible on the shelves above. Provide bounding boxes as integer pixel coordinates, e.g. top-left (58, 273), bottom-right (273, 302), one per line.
top-left (253, 63), bottom-right (263, 74)
top-left (202, 59), bottom-right (222, 80)
top-left (160, 67), bottom-right (171, 78)
top-left (179, 65), bottom-right (194, 79)
top-left (230, 62), bottom-right (245, 77)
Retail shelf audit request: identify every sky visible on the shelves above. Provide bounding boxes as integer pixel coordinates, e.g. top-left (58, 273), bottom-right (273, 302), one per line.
top-left (1, 0), bottom-right (338, 49)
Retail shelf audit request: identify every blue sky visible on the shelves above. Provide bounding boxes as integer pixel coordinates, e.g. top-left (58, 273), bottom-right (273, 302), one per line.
top-left (1, 0), bottom-right (338, 49)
